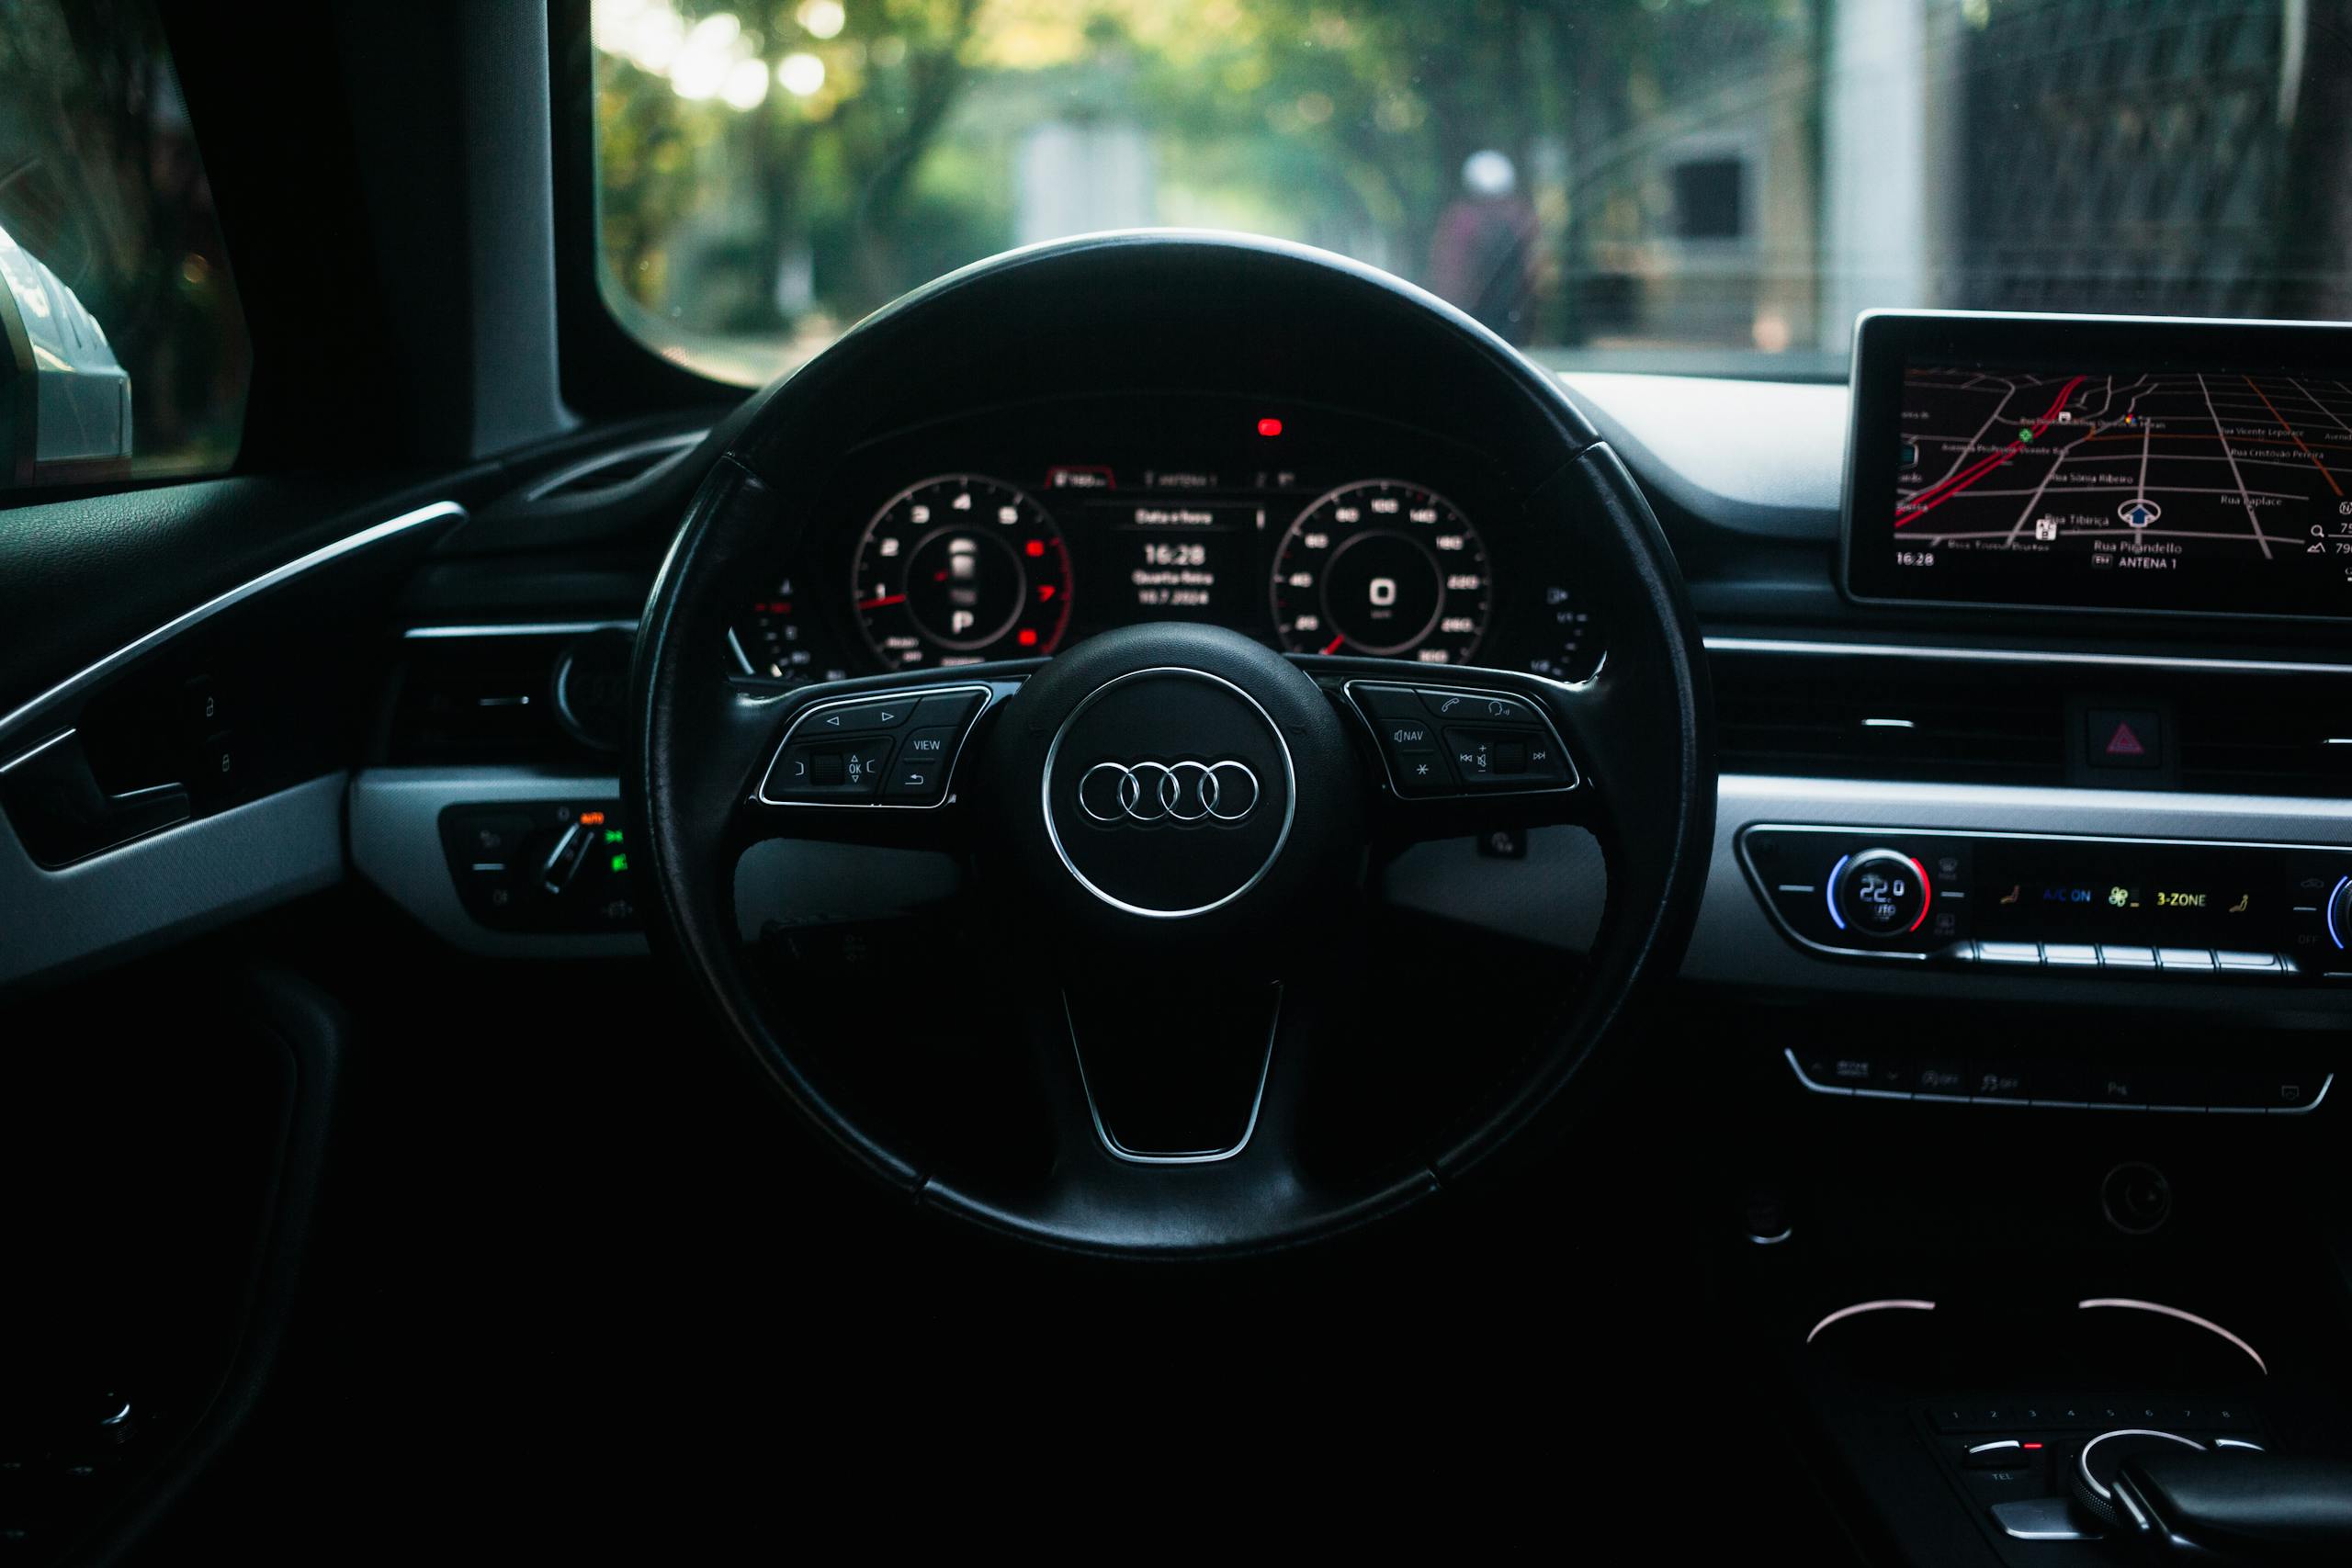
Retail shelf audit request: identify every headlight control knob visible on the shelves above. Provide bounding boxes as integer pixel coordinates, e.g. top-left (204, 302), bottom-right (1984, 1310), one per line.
top-left (1829, 848), bottom-right (1932, 942)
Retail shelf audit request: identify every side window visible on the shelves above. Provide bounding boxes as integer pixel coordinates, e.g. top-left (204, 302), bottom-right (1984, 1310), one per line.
top-left (0, 0), bottom-right (248, 490)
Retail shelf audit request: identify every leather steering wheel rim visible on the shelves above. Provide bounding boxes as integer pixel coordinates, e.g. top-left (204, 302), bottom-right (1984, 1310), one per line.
top-left (628, 232), bottom-right (1715, 1258)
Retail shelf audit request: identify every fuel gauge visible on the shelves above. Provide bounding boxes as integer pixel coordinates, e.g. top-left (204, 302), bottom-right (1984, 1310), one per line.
top-left (1526, 581), bottom-right (1601, 682)
top-left (731, 576), bottom-right (845, 684)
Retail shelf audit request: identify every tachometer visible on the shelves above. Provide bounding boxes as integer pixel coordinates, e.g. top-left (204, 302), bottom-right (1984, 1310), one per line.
top-left (851, 475), bottom-right (1073, 668)
top-left (1271, 479), bottom-right (1489, 662)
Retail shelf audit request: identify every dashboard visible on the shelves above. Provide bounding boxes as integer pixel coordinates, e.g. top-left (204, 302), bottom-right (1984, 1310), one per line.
top-left (726, 395), bottom-right (1603, 688)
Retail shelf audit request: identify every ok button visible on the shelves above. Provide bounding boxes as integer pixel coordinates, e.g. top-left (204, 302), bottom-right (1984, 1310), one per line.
top-left (1385, 718), bottom-right (1435, 751)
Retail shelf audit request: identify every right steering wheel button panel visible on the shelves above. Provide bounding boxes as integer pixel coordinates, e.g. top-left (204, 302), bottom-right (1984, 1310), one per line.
top-left (1346, 681), bottom-right (1577, 797)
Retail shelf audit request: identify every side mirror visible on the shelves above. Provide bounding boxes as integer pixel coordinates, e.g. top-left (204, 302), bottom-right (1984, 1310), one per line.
top-left (0, 222), bottom-right (132, 487)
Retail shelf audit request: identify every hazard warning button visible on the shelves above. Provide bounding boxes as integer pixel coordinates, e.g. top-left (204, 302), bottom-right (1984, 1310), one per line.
top-left (2086, 707), bottom-right (2163, 770)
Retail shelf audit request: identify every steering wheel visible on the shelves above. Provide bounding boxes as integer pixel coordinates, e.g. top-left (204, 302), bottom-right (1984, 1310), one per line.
top-left (629, 233), bottom-right (1713, 1258)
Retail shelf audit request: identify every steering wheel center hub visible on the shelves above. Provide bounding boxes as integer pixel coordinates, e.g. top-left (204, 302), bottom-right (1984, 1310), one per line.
top-left (1043, 667), bottom-right (1295, 918)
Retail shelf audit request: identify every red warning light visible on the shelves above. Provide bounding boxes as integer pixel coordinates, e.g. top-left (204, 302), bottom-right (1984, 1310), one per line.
top-left (1024, 538), bottom-right (1046, 558)
top-left (1256, 416), bottom-right (1283, 437)
top-left (2105, 721), bottom-right (2146, 757)
top-left (1017, 627), bottom-right (1039, 648)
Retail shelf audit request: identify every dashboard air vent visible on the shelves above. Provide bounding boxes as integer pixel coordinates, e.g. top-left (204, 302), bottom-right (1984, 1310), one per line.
top-left (388, 634), bottom-right (578, 763)
top-left (2174, 678), bottom-right (2352, 798)
top-left (1713, 653), bottom-right (2067, 785)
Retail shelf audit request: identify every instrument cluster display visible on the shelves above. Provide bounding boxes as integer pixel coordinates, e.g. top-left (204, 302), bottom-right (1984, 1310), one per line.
top-left (729, 400), bottom-right (1600, 684)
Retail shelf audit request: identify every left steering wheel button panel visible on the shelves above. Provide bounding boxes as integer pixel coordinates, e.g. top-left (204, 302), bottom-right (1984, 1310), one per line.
top-left (759, 684), bottom-right (990, 807)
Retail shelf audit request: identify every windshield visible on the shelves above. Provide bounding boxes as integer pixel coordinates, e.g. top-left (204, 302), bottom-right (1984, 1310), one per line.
top-left (590, 0), bottom-right (2349, 386)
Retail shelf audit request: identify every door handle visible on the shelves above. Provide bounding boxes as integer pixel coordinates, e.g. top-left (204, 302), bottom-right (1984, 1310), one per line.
top-left (0, 728), bottom-right (191, 866)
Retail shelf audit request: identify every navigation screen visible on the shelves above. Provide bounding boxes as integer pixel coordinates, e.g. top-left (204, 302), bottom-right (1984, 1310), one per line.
top-left (1843, 316), bottom-right (2352, 617)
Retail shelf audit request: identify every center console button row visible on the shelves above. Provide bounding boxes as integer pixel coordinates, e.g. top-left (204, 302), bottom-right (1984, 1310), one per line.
top-left (1929, 1399), bottom-right (2257, 1435)
top-left (1964, 942), bottom-right (2282, 974)
top-left (1784, 1049), bottom-right (2333, 1114)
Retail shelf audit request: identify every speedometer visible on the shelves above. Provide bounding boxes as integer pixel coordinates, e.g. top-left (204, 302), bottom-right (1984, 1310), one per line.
top-left (851, 474), bottom-right (1073, 669)
top-left (1270, 479), bottom-right (1490, 662)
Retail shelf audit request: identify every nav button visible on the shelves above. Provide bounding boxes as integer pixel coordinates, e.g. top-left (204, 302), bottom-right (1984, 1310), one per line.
top-left (1383, 717), bottom-right (1436, 751)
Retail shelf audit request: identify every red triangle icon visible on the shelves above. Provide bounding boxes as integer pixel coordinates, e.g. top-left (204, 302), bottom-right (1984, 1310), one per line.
top-left (2104, 721), bottom-right (2146, 757)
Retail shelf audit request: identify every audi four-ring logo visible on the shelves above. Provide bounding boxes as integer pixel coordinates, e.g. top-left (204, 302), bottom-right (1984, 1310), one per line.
top-left (1077, 759), bottom-right (1261, 823)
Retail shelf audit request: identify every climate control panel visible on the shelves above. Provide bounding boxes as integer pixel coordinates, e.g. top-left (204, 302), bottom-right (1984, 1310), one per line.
top-left (1740, 824), bottom-right (2352, 979)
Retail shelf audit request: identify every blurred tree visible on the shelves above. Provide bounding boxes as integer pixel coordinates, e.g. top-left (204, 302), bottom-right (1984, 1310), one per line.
top-left (594, 0), bottom-right (1817, 364)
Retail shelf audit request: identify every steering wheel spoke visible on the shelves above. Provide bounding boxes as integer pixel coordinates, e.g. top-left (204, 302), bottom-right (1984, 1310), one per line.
top-left (976, 972), bottom-right (1382, 1253)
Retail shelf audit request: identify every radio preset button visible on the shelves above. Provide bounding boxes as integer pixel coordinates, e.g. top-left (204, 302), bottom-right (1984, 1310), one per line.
top-left (2041, 942), bottom-right (2099, 967)
top-left (2156, 947), bottom-right (2216, 973)
top-left (2098, 945), bottom-right (2157, 968)
top-left (1976, 942), bottom-right (2041, 965)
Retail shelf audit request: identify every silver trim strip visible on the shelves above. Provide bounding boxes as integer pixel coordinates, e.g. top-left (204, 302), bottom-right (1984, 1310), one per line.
top-left (1706, 635), bottom-right (2352, 679)
top-left (403, 619), bottom-right (636, 640)
top-left (1804, 1298), bottom-right (1934, 1343)
top-left (0, 501), bottom-right (465, 749)
top-left (1062, 986), bottom-right (1280, 1165)
top-left (2076, 1297), bottom-right (2267, 1374)
top-left (0, 726), bottom-right (79, 774)
top-left (2077, 1429), bottom-right (2205, 1503)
